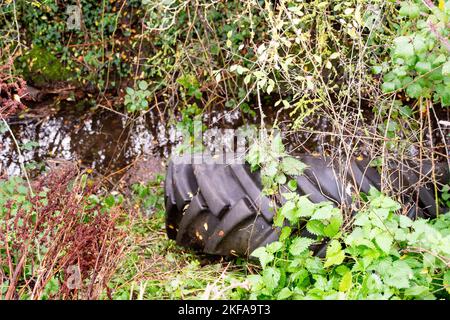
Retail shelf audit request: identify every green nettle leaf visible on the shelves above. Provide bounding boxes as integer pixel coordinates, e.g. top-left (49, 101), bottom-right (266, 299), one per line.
top-left (324, 240), bottom-right (345, 268)
top-left (399, 215), bottom-right (413, 228)
top-left (306, 220), bottom-right (325, 236)
top-left (406, 82), bottom-right (423, 98)
top-left (277, 287), bottom-right (293, 300)
top-left (379, 195), bottom-right (401, 210)
top-left (287, 179), bottom-right (297, 191)
top-left (138, 80), bottom-right (148, 90)
top-left (17, 184), bottom-right (28, 195)
top-left (274, 210), bottom-right (285, 228)
top-left (104, 195), bottom-right (115, 208)
top-left (415, 61), bottom-right (432, 75)
top-left (310, 204), bottom-right (334, 220)
top-left (262, 267), bottom-right (281, 291)
top-left (271, 134), bottom-right (285, 154)
top-left (375, 233), bottom-right (394, 254)
top-left (444, 270), bottom-right (450, 294)
top-left (266, 241), bottom-right (283, 254)
top-left (289, 237), bottom-right (315, 256)
top-left (404, 286), bottom-right (434, 299)
top-left (399, 2), bottom-right (420, 19)
top-left (413, 35), bottom-right (427, 54)
top-left (280, 200), bottom-right (298, 222)
top-left (279, 226), bottom-right (292, 242)
top-left (296, 196), bottom-right (316, 217)
top-left (324, 216), bottom-right (343, 238)
top-left (371, 65), bottom-right (383, 74)
top-left (339, 271), bottom-right (352, 292)
top-left (393, 36), bottom-right (415, 59)
top-left (442, 60), bottom-right (450, 76)
top-left (22, 141), bottom-right (39, 151)
top-left (400, 76), bottom-right (414, 87)
top-left (382, 260), bottom-right (412, 289)
top-left (281, 157), bottom-right (308, 176)
top-left (251, 247), bottom-right (274, 268)
top-left (275, 173), bottom-right (287, 184)
top-left (264, 161), bottom-right (278, 178)
top-left (381, 81), bottom-right (397, 93)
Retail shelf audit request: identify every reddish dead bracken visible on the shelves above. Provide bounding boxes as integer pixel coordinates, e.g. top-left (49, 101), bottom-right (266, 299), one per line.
top-left (0, 162), bottom-right (133, 300)
top-left (0, 59), bottom-right (30, 119)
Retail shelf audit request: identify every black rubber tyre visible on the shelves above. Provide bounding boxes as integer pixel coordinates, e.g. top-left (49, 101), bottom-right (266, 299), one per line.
top-left (165, 153), bottom-right (449, 257)
top-left (165, 154), bottom-right (278, 256)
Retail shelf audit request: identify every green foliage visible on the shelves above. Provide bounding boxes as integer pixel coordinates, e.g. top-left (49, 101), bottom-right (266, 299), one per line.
top-left (379, 1), bottom-right (450, 106)
top-left (2, 0), bottom-right (144, 90)
top-left (104, 176), bottom-right (248, 300)
top-left (124, 81), bottom-right (151, 112)
top-left (16, 46), bottom-right (72, 86)
top-left (177, 74), bottom-right (202, 100)
top-left (442, 184), bottom-right (450, 208)
top-left (246, 132), bottom-right (307, 195)
top-left (247, 188), bottom-right (450, 300)
top-left (131, 174), bottom-right (165, 216)
top-left (0, 170), bottom-right (128, 299)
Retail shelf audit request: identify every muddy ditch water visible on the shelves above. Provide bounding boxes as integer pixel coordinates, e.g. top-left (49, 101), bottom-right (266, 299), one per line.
top-left (1, 97), bottom-right (449, 181)
top-left (0, 98), bottom-right (334, 179)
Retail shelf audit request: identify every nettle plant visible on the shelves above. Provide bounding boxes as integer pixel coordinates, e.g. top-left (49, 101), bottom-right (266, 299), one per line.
top-left (242, 137), bottom-right (450, 300)
top-left (246, 132), bottom-right (307, 195)
top-left (379, 0), bottom-right (450, 106)
top-left (247, 187), bottom-right (450, 300)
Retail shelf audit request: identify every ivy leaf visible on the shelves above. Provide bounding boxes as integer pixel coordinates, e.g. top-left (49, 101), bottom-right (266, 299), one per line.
top-left (339, 271), bottom-right (352, 292)
top-left (375, 233), bottom-right (394, 254)
top-left (281, 157), bottom-right (308, 176)
top-left (324, 240), bottom-right (345, 268)
top-left (289, 237), bottom-right (314, 256)
top-left (251, 247), bottom-right (274, 268)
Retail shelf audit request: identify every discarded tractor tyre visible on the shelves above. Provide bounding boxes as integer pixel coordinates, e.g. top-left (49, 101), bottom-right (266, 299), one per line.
top-left (164, 153), bottom-right (449, 257)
